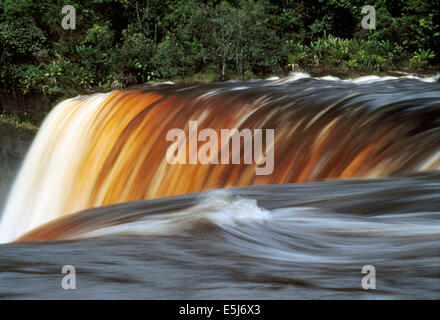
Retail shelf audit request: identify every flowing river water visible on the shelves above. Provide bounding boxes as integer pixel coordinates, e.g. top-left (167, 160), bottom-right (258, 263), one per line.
top-left (0, 73), bottom-right (439, 299)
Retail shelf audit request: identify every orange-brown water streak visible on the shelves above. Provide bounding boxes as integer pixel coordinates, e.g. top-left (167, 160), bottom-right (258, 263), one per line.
top-left (1, 77), bottom-right (439, 242)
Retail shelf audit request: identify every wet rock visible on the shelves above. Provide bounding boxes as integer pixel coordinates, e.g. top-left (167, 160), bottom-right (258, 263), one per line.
top-left (0, 124), bottom-right (35, 212)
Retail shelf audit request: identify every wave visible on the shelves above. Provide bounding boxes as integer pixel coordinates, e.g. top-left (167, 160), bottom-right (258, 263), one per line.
top-left (6, 172), bottom-right (437, 298)
top-left (15, 171), bottom-right (440, 242)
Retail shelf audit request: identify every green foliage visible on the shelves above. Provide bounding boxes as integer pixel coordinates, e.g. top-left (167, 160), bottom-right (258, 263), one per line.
top-left (410, 48), bottom-right (436, 68)
top-left (0, 113), bottom-right (39, 131)
top-left (414, 48), bottom-right (436, 60)
top-left (0, 0), bottom-right (438, 111)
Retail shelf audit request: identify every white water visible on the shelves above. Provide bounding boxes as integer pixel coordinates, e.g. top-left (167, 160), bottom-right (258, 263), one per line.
top-left (270, 72), bottom-right (439, 84)
top-left (0, 94), bottom-right (112, 243)
top-left (78, 191), bottom-right (271, 239)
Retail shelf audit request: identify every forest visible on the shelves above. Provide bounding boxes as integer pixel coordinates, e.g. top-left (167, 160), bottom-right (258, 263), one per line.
top-left (0, 0), bottom-right (438, 124)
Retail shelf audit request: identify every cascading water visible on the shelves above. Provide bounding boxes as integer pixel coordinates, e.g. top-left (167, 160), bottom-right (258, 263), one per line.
top-left (0, 74), bottom-right (439, 299)
top-left (1, 74), bottom-right (439, 242)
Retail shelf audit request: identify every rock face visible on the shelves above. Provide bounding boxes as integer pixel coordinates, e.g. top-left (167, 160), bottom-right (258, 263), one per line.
top-left (0, 89), bottom-right (55, 124)
top-left (0, 124), bottom-right (35, 211)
